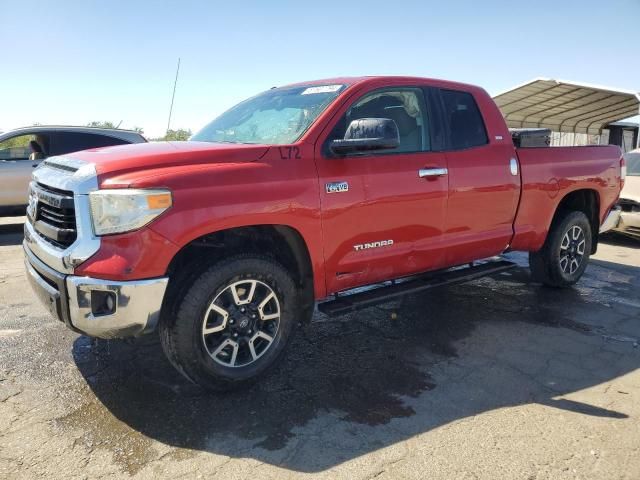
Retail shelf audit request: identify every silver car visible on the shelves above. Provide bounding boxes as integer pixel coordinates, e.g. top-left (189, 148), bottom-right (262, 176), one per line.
top-left (0, 126), bottom-right (146, 215)
top-left (613, 149), bottom-right (640, 239)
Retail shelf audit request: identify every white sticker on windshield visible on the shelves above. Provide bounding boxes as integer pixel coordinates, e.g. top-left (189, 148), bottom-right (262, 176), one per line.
top-left (301, 85), bottom-right (343, 95)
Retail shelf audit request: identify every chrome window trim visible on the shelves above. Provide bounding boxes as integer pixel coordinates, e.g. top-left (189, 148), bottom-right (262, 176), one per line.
top-left (25, 156), bottom-right (100, 273)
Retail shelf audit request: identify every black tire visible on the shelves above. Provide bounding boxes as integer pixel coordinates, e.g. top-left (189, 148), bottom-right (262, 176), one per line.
top-left (529, 210), bottom-right (592, 288)
top-left (160, 255), bottom-right (302, 391)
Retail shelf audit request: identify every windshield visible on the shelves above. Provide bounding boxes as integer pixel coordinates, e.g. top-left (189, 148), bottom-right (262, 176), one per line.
top-left (192, 84), bottom-right (346, 145)
top-left (625, 151), bottom-right (640, 176)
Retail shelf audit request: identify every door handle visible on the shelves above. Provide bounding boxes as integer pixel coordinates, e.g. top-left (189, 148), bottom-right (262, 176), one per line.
top-left (419, 168), bottom-right (448, 178)
top-left (510, 158), bottom-right (519, 176)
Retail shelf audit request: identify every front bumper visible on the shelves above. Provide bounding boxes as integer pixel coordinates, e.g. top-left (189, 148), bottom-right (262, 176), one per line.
top-left (24, 243), bottom-right (168, 339)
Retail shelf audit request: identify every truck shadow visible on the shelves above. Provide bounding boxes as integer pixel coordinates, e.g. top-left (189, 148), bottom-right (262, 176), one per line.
top-left (601, 232), bottom-right (640, 250)
top-left (69, 254), bottom-right (639, 474)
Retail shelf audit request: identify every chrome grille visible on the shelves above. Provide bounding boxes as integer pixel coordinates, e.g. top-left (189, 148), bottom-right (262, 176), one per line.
top-left (29, 183), bottom-right (77, 249)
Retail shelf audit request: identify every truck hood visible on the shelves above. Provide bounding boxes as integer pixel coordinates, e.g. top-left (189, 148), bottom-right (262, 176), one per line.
top-left (66, 141), bottom-right (270, 177)
top-left (621, 176), bottom-right (640, 203)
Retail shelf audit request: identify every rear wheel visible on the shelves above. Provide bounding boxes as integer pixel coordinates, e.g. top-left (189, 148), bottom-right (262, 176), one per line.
top-left (160, 255), bottom-right (301, 391)
top-left (529, 210), bottom-right (592, 287)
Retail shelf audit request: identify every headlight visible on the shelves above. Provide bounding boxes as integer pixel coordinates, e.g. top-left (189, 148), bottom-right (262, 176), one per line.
top-left (89, 189), bottom-right (172, 236)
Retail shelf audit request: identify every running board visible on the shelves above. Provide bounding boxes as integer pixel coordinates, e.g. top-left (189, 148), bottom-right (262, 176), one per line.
top-left (317, 259), bottom-right (517, 317)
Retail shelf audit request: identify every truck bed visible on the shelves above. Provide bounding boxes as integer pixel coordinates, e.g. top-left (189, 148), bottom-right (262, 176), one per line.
top-left (510, 145), bottom-right (622, 251)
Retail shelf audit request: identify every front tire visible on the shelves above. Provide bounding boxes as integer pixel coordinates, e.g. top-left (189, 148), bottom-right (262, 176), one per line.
top-left (160, 255), bottom-right (301, 391)
top-left (529, 210), bottom-right (592, 288)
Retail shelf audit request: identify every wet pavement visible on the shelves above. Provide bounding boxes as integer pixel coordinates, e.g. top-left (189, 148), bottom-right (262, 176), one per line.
top-left (1, 215), bottom-right (639, 479)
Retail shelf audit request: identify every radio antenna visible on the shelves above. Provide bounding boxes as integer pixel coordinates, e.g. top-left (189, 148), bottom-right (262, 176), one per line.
top-left (166, 58), bottom-right (181, 135)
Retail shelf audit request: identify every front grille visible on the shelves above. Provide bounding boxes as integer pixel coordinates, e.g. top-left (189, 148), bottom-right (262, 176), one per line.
top-left (31, 183), bottom-right (77, 249)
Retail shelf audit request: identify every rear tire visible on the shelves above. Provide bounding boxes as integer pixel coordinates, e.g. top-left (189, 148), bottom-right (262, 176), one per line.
top-left (160, 255), bottom-right (302, 391)
top-left (529, 210), bottom-right (592, 288)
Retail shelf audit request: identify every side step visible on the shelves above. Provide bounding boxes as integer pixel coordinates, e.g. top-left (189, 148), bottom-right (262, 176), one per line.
top-left (317, 259), bottom-right (517, 317)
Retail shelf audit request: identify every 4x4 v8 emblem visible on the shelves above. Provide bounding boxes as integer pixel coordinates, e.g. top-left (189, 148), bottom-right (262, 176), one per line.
top-left (326, 181), bottom-right (349, 193)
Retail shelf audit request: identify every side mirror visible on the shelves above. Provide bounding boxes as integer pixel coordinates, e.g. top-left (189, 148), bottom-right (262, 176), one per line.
top-left (330, 118), bottom-right (400, 155)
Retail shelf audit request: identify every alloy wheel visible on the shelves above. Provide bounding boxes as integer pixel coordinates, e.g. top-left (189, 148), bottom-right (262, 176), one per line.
top-left (559, 225), bottom-right (586, 275)
top-left (201, 279), bottom-right (280, 367)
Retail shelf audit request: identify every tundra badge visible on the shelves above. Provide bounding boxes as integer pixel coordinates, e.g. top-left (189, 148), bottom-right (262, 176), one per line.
top-left (354, 240), bottom-right (394, 251)
top-left (326, 181), bottom-right (349, 193)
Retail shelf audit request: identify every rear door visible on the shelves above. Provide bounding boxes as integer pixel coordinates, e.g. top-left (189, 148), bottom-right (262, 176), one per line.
top-left (315, 86), bottom-right (449, 294)
top-left (437, 88), bottom-right (520, 265)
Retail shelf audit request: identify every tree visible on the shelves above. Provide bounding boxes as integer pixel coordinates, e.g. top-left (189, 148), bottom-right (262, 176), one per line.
top-left (160, 128), bottom-right (192, 141)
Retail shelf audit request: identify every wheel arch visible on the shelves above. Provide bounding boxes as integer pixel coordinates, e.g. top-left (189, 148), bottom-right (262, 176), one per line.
top-left (160, 224), bottom-right (316, 326)
top-left (550, 188), bottom-right (600, 254)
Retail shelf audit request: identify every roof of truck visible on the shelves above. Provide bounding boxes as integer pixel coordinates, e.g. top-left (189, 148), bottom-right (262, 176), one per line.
top-left (493, 78), bottom-right (640, 135)
top-left (280, 76), bottom-right (485, 93)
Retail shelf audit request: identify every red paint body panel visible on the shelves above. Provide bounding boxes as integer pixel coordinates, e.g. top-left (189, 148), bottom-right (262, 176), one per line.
top-left (68, 76), bottom-right (623, 300)
top-left (74, 227), bottom-right (180, 280)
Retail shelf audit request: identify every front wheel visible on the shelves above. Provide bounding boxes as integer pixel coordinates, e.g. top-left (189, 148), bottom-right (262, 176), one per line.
top-left (529, 210), bottom-right (592, 288)
top-left (160, 255), bottom-right (301, 391)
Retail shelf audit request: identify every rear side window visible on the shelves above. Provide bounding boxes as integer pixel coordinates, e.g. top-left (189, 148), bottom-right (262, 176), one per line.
top-left (440, 89), bottom-right (488, 150)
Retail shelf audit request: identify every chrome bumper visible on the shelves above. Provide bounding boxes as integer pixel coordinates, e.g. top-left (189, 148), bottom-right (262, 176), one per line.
top-left (599, 207), bottom-right (621, 234)
top-left (66, 275), bottom-right (168, 339)
top-left (24, 243), bottom-right (168, 339)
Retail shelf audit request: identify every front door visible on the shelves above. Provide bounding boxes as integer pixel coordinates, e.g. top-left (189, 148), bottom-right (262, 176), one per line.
top-left (0, 134), bottom-right (45, 207)
top-left (315, 87), bottom-right (449, 294)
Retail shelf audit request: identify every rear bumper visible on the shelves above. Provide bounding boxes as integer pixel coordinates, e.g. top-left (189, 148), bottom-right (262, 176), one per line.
top-left (599, 207), bottom-right (621, 234)
top-left (24, 242), bottom-right (168, 339)
top-left (613, 210), bottom-right (640, 238)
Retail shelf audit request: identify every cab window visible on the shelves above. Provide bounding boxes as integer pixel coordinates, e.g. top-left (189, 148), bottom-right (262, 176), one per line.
top-left (440, 89), bottom-right (488, 150)
top-left (328, 88), bottom-right (430, 154)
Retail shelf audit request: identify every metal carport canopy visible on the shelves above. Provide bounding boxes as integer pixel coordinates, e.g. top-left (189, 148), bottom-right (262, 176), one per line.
top-left (493, 78), bottom-right (640, 135)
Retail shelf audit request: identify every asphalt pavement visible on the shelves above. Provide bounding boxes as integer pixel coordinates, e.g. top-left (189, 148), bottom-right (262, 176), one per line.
top-left (1, 216), bottom-right (639, 479)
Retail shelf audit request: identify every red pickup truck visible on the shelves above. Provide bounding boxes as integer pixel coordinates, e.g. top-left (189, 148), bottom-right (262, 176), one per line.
top-left (24, 76), bottom-right (623, 390)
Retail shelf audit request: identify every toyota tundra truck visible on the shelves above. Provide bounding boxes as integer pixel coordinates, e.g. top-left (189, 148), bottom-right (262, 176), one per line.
top-left (23, 76), bottom-right (624, 390)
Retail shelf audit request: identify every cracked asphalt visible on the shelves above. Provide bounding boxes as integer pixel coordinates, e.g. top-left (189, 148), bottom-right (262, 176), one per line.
top-left (1, 215), bottom-right (639, 479)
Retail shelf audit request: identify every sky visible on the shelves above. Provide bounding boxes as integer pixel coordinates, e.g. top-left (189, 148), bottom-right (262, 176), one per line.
top-left (2, 0), bottom-right (638, 138)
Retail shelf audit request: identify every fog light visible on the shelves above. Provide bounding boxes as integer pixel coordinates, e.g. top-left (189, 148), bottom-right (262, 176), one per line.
top-left (91, 290), bottom-right (117, 316)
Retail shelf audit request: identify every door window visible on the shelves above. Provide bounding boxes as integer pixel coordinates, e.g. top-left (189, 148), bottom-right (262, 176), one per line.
top-left (0, 134), bottom-right (40, 161)
top-left (440, 89), bottom-right (488, 150)
top-left (328, 88), bottom-right (430, 154)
